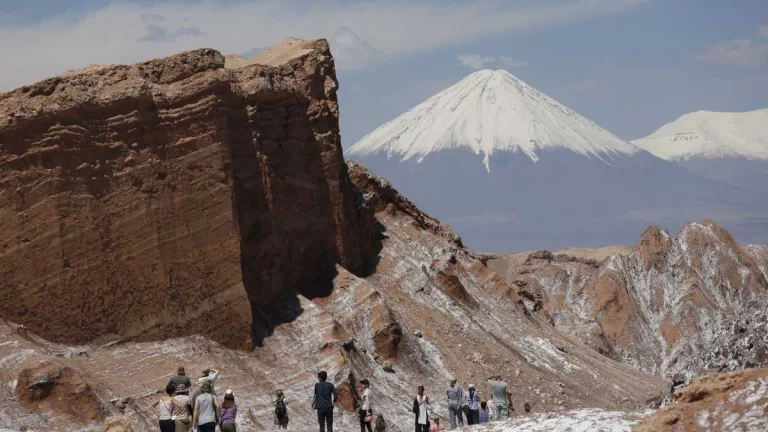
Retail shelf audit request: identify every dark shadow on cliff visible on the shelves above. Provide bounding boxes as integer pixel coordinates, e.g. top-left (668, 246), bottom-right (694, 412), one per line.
top-left (223, 86), bottom-right (383, 348)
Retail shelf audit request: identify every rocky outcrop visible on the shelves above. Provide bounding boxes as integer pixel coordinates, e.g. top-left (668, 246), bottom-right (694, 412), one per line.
top-left (487, 220), bottom-right (768, 378)
top-left (0, 38), bottom-right (379, 349)
top-left (16, 359), bottom-right (104, 425)
top-left (635, 368), bottom-right (768, 432)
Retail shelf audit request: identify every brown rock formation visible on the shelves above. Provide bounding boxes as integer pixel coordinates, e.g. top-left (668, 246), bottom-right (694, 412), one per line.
top-left (16, 359), bottom-right (103, 424)
top-left (0, 38), bottom-right (378, 349)
top-left (635, 368), bottom-right (768, 431)
top-left (487, 220), bottom-right (768, 378)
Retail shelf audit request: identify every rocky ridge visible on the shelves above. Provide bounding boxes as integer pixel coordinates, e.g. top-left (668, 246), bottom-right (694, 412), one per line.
top-left (486, 220), bottom-right (768, 380)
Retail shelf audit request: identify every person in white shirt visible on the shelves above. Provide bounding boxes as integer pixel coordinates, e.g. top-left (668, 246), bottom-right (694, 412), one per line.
top-left (413, 385), bottom-right (430, 432)
top-left (359, 379), bottom-right (373, 432)
top-left (151, 383), bottom-right (176, 432)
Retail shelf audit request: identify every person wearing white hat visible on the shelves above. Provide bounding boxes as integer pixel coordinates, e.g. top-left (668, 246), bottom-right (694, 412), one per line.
top-left (220, 389), bottom-right (237, 432)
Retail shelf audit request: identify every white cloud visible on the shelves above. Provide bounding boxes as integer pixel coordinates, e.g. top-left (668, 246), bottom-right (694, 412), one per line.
top-left (0, 0), bottom-right (647, 91)
top-left (329, 26), bottom-right (378, 70)
top-left (498, 56), bottom-right (529, 68)
top-left (695, 38), bottom-right (768, 68)
top-left (457, 54), bottom-right (495, 69)
top-left (759, 25), bottom-right (768, 38)
top-left (457, 54), bottom-right (528, 69)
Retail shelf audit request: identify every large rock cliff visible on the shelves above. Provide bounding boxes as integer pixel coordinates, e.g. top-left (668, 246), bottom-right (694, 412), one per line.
top-left (0, 38), bottom-right (378, 349)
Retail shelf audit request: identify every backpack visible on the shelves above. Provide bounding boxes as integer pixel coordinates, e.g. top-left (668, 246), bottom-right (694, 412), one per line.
top-left (275, 396), bottom-right (287, 418)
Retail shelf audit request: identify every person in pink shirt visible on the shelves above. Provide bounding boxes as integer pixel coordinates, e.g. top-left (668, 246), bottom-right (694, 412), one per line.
top-left (430, 418), bottom-right (445, 432)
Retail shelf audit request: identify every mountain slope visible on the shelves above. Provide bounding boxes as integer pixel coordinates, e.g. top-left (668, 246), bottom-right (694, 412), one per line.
top-left (349, 69), bottom-right (638, 171)
top-left (632, 109), bottom-right (768, 161)
top-left (348, 73), bottom-right (768, 251)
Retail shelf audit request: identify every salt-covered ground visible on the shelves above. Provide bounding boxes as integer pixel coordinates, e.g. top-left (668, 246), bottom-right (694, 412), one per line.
top-left (469, 409), bottom-right (645, 432)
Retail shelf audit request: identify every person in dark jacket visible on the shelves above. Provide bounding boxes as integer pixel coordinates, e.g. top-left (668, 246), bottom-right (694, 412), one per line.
top-left (313, 371), bottom-right (338, 432)
top-left (168, 366), bottom-right (191, 390)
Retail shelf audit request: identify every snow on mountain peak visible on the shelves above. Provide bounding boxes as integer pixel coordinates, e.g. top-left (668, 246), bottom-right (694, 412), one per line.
top-left (632, 108), bottom-right (768, 161)
top-left (348, 69), bottom-right (638, 171)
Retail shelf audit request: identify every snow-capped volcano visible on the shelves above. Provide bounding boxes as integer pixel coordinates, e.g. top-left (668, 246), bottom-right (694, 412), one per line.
top-left (632, 108), bottom-right (768, 161)
top-left (349, 69), bottom-right (638, 171)
top-left (347, 72), bottom-right (768, 252)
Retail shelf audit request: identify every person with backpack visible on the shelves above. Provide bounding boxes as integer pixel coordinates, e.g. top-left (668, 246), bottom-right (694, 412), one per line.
top-left (445, 378), bottom-right (464, 429)
top-left (358, 379), bottom-right (373, 432)
top-left (465, 384), bottom-right (480, 425)
top-left (313, 371), bottom-right (338, 432)
top-left (274, 389), bottom-right (289, 429)
top-left (151, 383), bottom-right (176, 432)
top-left (192, 381), bottom-right (219, 432)
top-left (171, 383), bottom-right (191, 432)
top-left (168, 366), bottom-right (191, 391)
top-left (413, 385), bottom-right (430, 432)
top-left (219, 389), bottom-right (237, 432)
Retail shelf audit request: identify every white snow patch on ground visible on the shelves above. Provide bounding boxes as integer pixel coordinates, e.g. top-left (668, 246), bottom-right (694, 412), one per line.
top-left (521, 336), bottom-right (580, 373)
top-left (473, 408), bottom-right (642, 432)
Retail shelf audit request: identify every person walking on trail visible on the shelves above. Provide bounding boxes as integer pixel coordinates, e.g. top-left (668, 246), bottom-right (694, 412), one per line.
top-left (358, 379), bottom-right (373, 432)
top-left (192, 381), bottom-right (220, 432)
top-left (219, 389), bottom-right (237, 432)
top-left (274, 389), bottom-right (289, 429)
top-left (168, 366), bottom-right (191, 390)
top-left (171, 383), bottom-right (191, 432)
top-left (465, 384), bottom-right (480, 425)
top-left (487, 376), bottom-right (513, 421)
top-left (151, 383), bottom-right (176, 432)
top-left (478, 401), bottom-right (490, 423)
top-left (313, 371), bottom-right (338, 432)
top-left (413, 385), bottom-right (430, 432)
top-left (197, 368), bottom-right (220, 395)
top-left (445, 378), bottom-right (464, 429)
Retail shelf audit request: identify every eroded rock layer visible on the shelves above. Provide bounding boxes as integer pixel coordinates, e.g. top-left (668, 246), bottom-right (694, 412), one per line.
top-left (0, 38), bottom-right (378, 348)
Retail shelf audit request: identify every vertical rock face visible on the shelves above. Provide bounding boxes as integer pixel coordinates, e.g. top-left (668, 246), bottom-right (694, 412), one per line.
top-left (487, 219), bottom-right (768, 378)
top-left (0, 38), bottom-right (378, 348)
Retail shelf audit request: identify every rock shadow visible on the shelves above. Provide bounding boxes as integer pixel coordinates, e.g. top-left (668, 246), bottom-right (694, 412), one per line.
top-left (223, 85), bottom-right (382, 347)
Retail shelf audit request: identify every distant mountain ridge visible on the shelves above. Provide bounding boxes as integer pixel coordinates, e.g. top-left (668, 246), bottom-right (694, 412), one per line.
top-left (633, 109), bottom-right (768, 193)
top-left (632, 108), bottom-right (768, 161)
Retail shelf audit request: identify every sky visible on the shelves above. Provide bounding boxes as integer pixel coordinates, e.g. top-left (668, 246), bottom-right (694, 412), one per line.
top-left (0, 0), bottom-right (766, 144)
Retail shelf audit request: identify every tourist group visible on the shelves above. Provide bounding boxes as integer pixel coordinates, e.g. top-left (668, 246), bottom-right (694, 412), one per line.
top-left (152, 366), bottom-right (514, 432)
